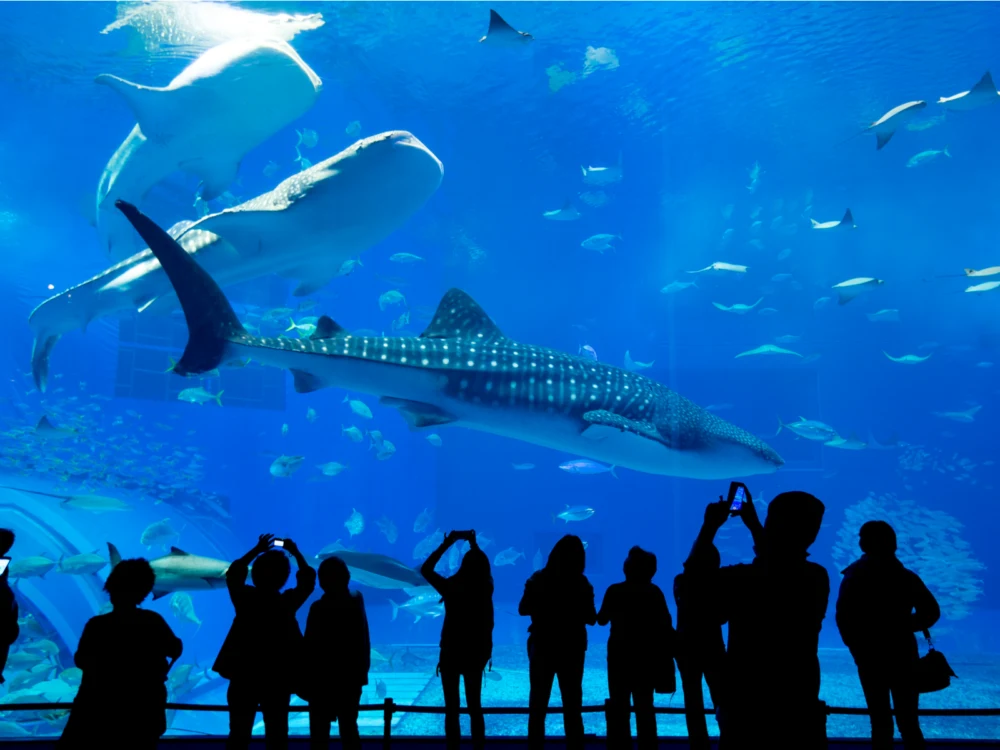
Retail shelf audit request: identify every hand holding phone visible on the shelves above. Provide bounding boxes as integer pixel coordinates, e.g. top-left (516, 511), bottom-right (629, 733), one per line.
top-left (272, 539), bottom-right (285, 548)
top-left (727, 482), bottom-right (747, 513)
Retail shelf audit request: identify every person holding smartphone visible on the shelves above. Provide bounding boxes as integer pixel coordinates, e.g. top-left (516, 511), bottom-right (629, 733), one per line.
top-left (0, 529), bottom-right (18, 684)
top-left (420, 530), bottom-right (494, 750)
top-left (213, 534), bottom-right (316, 749)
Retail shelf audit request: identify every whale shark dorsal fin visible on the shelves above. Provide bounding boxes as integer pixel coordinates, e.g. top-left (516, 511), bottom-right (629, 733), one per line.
top-left (95, 74), bottom-right (173, 138)
top-left (841, 209), bottom-right (854, 225)
top-left (310, 316), bottom-right (345, 340)
top-left (169, 547), bottom-right (190, 556)
top-left (972, 71), bottom-right (995, 94)
top-left (420, 289), bottom-right (503, 340)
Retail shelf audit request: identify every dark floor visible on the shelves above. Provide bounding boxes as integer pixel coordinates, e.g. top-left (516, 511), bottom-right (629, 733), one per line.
top-left (1, 739), bottom-right (998, 749)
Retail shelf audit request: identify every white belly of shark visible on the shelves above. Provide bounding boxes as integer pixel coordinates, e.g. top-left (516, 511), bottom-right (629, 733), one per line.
top-left (28, 131), bottom-right (443, 391)
top-left (115, 201), bottom-right (785, 481)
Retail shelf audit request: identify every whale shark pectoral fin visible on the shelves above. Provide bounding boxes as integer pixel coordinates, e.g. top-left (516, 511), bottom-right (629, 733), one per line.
top-left (290, 369), bottom-right (325, 394)
top-left (31, 331), bottom-right (61, 392)
top-left (380, 398), bottom-right (456, 430)
top-left (582, 410), bottom-right (663, 443)
top-left (875, 131), bottom-right (894, 150)
top-left (182, 157), bottom-right (240, 202)
top-left (420, 289), bottom-right (504, 340)
top-left (95, 74), bottom-right (173, 138)
top-left (292, 276), bottom-right (334, 297)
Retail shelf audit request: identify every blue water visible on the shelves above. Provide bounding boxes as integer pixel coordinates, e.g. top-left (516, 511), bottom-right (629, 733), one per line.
top-left (0, 1), bottom-right (998, 739)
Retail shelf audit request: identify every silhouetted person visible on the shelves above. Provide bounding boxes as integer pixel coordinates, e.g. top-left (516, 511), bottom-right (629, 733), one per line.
top-left (836, 521), bottom-right (940, 750)
top-left (597, 546), bottom-right (674, 750)
top-left (0, 530), bottom-right (18, 684)
top-left (214, 534), bottom-right (316, 750)
top-left (58, 558), bottom-right (182, 749)
top-left (519, 534), bottom-right (597, 750)
top-left (421, 530), bottom-right (495, 750)
top-left (674, 541), bottom-right (725, 750)
top-left (689, 490), bottom-right (829, 749)
top-left (303, 556), bottom-right (370, 750)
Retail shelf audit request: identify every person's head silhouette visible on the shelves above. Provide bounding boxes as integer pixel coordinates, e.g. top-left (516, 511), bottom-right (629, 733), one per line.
top-left (318, 556), bottom-right (350, 593)
top-left (455, 546), bottom-right (493, 589)
top-left (105, 558), bottom-right (156, 608)
top-left (0, 529), bottom-right (14, 558)
top-left (623, 546), bottom-right (656, 583)
top-left (763, 491), bottom-right (825, 557)
top-left (546, 534), bottom-right (586, 577)
top-left (859, 520), bottom-right (897, 559)
top-left (251, 550), bottom-right (291, 592)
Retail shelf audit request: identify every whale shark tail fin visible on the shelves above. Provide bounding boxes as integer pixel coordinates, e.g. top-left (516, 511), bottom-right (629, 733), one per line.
top-left (115, 201), bottom-right (242, 376)
top-left (972, 71), bottom-right (996, 94)
top-left (96, 74), bottom-right (171, 138)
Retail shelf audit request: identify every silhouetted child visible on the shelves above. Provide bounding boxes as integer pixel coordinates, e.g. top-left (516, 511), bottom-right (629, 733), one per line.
top-left (597, 546), bottom-right (674, 750)
top-left (58, 557), bottom-right (182, 749)
top-left (674, 541), bottom-right (725, 750)
top-left (690, 490), bottom-right (830, 749)
top-left (519, 534), bottom-right (597, 750)
top-left (421, 530), bottom-right (494, 750)
top-left (0, 529), bottom-right (18, 684)
top-left (837, 520), bottom-right (940, 750)
top-left (303, 556), bottom-right (370, 750)
top-left (214, 534), bottom-right (316, 750)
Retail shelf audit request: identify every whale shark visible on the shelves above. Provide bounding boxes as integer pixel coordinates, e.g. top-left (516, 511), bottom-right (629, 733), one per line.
top-left (116, 201), bottom-right (784, 480)
top-left (29, 131), bottom-right (443, 391)
top-left (96, 38), bottom-right (322, 259)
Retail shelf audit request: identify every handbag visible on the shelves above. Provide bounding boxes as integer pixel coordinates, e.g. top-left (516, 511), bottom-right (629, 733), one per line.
top-left (915, 629), bottom-right (957, 693)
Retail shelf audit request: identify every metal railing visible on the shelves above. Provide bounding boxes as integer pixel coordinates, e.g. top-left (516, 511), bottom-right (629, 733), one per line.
top-left (2, 700), bottom-right (999, 745)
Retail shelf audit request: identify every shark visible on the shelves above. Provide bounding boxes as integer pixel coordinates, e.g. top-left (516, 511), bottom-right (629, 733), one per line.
top-left (108, 542), bottom-right (229, 599)
top-left (28, 130), bottom-right (443, 391)
top-left (115, 200), bottom-right (784, 480)
top-left (96, 38), bottom-right (322, 258)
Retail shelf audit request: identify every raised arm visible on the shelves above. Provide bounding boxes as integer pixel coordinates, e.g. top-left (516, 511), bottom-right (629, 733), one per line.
top-left (281, 539), bottom-right (317, 610)
top-left (420, 531), bottom-right (459, 595)
top-left (228, 534), bottom-right (274, 605)
top-left (686, 499), bottom-right (730, 568)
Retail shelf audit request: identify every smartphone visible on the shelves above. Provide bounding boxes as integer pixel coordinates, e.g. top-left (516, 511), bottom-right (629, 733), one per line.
top-left (727, 482), bottom-right (746, 512)
top-left (272, 539), bottom-right (285, 548)
top-left (0, 558), bottom-right (10, 576)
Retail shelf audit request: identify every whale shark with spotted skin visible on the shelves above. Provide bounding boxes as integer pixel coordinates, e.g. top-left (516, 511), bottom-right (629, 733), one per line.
top-left (29, 131), bottom-right (443, 392)
top-left (115, 201), bottom-right (784, 480)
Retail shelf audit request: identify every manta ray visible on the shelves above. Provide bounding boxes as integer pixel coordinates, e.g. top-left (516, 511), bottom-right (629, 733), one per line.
top-left (29, 131), bottom-right (443, 391)
top-left (115, 202), bottom-right (783, 480)
top-left (96, 38), bottom-right (322, 258)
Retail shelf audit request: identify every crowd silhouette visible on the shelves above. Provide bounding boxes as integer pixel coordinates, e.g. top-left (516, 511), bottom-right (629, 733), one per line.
top-left (11, 482), bottom-right (945, 748)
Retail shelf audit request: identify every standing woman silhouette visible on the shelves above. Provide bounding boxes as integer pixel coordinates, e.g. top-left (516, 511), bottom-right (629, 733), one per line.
top-left (519, 534), bottom-right (597, 750)
top-left (421, 530), bottom-right (495, 750)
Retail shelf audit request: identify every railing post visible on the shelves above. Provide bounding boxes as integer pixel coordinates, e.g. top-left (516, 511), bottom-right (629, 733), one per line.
top-left (383, 697), bottom-right (394, 750)
top-left (604, 697), bottom-right (612, 739)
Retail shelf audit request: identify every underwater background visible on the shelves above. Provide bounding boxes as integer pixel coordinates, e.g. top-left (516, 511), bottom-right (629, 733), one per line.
top-left (0, 0), bottom-right (998, 739)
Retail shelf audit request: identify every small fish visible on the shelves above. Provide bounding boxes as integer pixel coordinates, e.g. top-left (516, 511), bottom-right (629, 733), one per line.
top-left (542, 202), bottom-right (581, 221)
top-left (413, 508), bottom-right (433, 533)
top-left (426, 433), bottom-right (442, 447)
top-left (296, 128), bottom-right (319, 149)
top-left (624, 351), bottom-right (654, 372)
top-left (777, 248), bottom-right (792, 261)
top-left (378, 290), bottom-right (407, 311)
top-left (343, 395), bottom-right (373, 419)
top-left (494, 547), bottom-right (525, 567)
top-left (813, 297), bottom-right (832, 310)
top-left (345, 120), bottom-right (362, 138)
top-left (906, 147), bottom-right (950, 168)
top-left (580, 234), bottom-right (621, 253)
top-left (342, 425), bottom-right (364, 443)
top-left (660, 281), bottom-right (697, 294)
top-left (177, 387), bottom-right (223, 407)
top-left (286, 318), bottom-right (317, 337)
top-left (344, 508), bottom-right (365, 538)
top-left (270, 455), bottom-right (304, 478)
top-left (263, 161), bottom-right (279, 178)
top-left (337, 257), bottom-right (364, 277)
top-left (554, 505), bottom-right (596, 523)
top-left (687, 262), bottom-right (748, 275)
top-left (512, 463), bottom-right (535, 471)
top-left (141, 518), bottom-right (181, 550)
top-left (367, 430), bottom-right (385, 450)
top-left (375, 678), bottom-right (387, 699)
top-left (170, 592), bottom-right (202, 629)
top-left (867, 309), bottom-right (900, 323)
top-left (391, 310), bottom-right (411, 331)
top-left (306, 408), bottom-right (318, 423)
top-left (777, 417), bottom-right (838, 443)
top-left (376, 440), bottom-right (397, 460)
top-left (559, 459), bottom-right (617, 478)
top-left (294, 146), bottom-right (312, 171)
top-left (389, 252), bottom-right (425, 264)
top-left (281, 423), bottom-right (289, 436)
top-left (771, 273), bottom-right (792, 282)
top-left (376, 515), bottom-right (398, 544)
top-left (579, 345), bottom-right (598, 361)
top-left (316, 462), bottom-right (349, 477)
